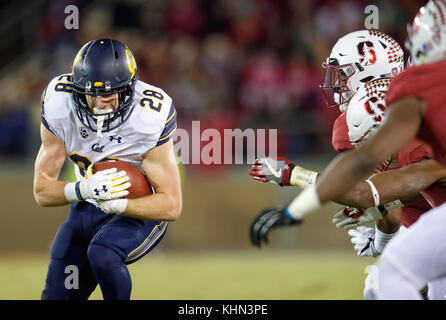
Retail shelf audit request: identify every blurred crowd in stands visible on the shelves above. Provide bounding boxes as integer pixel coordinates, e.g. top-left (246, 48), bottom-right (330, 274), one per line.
top-left (0, 0), bottom-right (426, 161)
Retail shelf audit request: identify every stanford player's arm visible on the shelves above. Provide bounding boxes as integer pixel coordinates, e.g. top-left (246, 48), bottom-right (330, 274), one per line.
top-left (33, 124), bottom-right (70, 207)
top-left (331, 158), bottom-right (446, 208)
top-left (287, 96), bottom-right (425, 220)
top-left (317, 96), bottom-right (424, 203)
top-left (122, 139), bottom-right (182, 221)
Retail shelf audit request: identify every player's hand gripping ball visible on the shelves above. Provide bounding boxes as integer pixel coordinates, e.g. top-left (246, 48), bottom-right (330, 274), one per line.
top-left (93, 160), bottom-right (153, 199)
top-left (93, 161), bottom-right (153, 215)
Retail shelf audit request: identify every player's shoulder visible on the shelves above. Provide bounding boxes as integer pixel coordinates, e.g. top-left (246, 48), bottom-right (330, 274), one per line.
top-left (392, 60), bottom-right (446, 83)
top-left (131, 80), bottom-right (175, 133)
top-left (134, 80), bottom-right (173, 106)
top-left (386, 61), bottom-right (446, 104)
top-left (41, 73), bottom-right (74, 120)
top-left (332, 112), bottom-right (353, 153)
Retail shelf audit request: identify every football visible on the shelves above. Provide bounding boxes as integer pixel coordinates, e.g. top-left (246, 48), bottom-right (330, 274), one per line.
top-left (92, 160), bottom-right (153, 199)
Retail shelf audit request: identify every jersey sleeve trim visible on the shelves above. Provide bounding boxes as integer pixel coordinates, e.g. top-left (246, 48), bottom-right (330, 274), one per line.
top-left (40, 86), bottom-right (58, 137)
top-left (156, 103), bottom-right (177, 146)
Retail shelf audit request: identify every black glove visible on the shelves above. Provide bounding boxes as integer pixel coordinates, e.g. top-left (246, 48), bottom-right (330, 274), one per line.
top-left (250, 206), bottom-right (302, 247)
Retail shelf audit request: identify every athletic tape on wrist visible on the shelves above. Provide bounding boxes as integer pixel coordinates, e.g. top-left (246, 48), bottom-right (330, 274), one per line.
top-left (383, 199), bottom-right (403, 212)
top-left (365, 178), bottom-right (380, 207)
top-left (287, 184), bottom-right (321, 219)
top-left (290, 166), bottom-right (318, 188)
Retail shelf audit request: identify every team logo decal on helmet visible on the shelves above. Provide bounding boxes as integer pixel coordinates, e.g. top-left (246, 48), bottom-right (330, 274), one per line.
top-left (125, 48), bottom-right (137, 78)
top-left (346, 78), bottom-right (391, 145)
top-left (357, 41), bottom-right (377, 66)
top-left (364, 97), bottom-right (385, 122)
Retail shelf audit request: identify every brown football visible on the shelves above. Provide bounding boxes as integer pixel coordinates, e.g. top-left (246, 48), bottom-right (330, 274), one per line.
top-left (92, 160), bottom-right (153, 199)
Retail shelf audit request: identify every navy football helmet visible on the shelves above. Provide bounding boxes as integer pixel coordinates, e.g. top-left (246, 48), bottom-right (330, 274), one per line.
top-left (72, 39), bottom-right (138, 135)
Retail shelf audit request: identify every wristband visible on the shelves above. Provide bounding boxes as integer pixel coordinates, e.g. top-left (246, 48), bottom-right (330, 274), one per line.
top-left (64, 181), bottom-right (83, 202)
top-left (290, 166), bottom-right (318, 189)
top-left (383, 199), bottom-right (403, 212)
top-left (287, 184), bottom-right (321, 219)
top-left (365, 178), bottom-right (380, 207)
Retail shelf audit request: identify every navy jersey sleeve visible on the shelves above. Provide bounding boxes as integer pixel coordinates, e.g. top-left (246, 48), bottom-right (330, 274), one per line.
top-left (156, 103), bottom-right (177, 146)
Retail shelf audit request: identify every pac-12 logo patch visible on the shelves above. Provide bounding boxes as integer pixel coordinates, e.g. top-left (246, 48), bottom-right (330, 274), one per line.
top-left (79, 126), bottom-right (91, 139)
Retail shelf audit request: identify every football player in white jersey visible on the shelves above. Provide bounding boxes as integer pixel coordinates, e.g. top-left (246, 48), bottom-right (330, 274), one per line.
top-left (33, 39), bottom-right (182, 299)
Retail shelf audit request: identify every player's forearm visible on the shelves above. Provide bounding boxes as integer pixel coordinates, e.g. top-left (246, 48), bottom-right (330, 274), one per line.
top-left (123, 192), bottom-right (182, 221)
top-left (317, 149), bottom-right (378, 203)
top-left (33, 178), bottom-right (71, 207)
top-left (368, 161), bottom-right (444, 204)
top-left (331, 180), bottom-right (375, 208)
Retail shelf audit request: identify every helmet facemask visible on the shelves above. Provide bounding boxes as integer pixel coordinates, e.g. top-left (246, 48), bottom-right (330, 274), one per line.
top-left (320, 58), bottom-right (359, 112)
top-left (72, 77), bottom-right (137, 138)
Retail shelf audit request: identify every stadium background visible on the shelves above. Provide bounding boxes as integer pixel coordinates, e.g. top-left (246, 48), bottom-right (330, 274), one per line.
top-left (0, 0), bottom-right (426, 299)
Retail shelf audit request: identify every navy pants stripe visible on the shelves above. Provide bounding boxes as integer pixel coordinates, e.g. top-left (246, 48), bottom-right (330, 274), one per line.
top-left (41, 201), bottom-right (167, 300)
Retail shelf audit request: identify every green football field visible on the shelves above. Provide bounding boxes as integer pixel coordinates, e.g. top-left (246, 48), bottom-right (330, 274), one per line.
top-left (0, 250), bottom-right (375, 300)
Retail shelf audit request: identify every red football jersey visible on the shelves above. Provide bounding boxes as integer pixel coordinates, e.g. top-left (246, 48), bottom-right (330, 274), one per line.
top-left (385, 60), bottom-right (446, 225)
top-left (392, 140), bottom-right (434, 227)
top-left (386, 60), bottom-right (446, 165)
top-left (420, 184), bottom-right (446, 208)
top-left (331, 110), bottom-right (435, 227)
top-left (331, 112), bottom-right (354, 153)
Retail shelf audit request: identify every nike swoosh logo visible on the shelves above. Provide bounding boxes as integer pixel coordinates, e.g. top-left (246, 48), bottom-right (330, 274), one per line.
top-left (353, 124), bottom-right (360, 127)
top-left (339, 53), bottom-right (347, 56)
top-left (264, 160), bottom-right (282, 178)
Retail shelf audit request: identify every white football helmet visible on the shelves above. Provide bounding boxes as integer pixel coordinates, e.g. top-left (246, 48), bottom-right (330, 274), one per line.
top-left (406, 0), bottom-right (446, 66)
top-left (346, 78), bottom-right (391, 145)
top-left (320, 30), bottom-right (404, 112)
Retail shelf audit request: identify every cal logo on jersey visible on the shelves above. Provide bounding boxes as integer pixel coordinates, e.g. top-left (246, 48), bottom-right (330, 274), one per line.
top-left (79, 126), bottom-right (91, 139)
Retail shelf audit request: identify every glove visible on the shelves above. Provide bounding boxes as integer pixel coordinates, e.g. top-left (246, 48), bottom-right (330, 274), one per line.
top-left (80, 164), bottom-right (131, 201)
top-left (348, 226), bottom-right (381, 257)
top-left (65, 164), bottom-right (131, 202)
top-left (97, 198), bottom-right (128, 214)
top-left (249, 157), bottom-right (295, 186)
top-left (332, 206), bottom-right (384, 230)
top-left (250, 206), bottom-right (302, 247)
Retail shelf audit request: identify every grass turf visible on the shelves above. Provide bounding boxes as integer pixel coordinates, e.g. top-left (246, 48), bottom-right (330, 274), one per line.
top-left (0, 250), bottom-right (375, 300)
